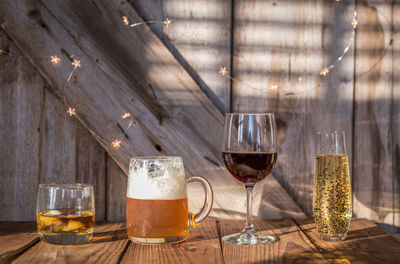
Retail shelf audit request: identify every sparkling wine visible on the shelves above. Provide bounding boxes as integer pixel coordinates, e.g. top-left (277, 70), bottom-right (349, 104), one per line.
top-left (313, 154), bottom-right (352, 239)
top-left (222, 152), bottom-right (277, 184)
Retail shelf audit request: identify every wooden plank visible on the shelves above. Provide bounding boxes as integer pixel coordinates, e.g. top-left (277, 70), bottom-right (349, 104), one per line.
top-left (41, 86), bottom-right (107, 221)
top-left (219, 219), bottom-right (327, 263)
top-left (40, 88), bottom-right (77, 184)
top-left (75, 124), bottom-right (107, 222)
top-left (0, 31), bottom-right (43, 221)
top-left (130, 0), bottom-right (232, 113)
top-left (392, 2), bottom-right (400, 233)
top-left (106, 156), bottom-right (127, 222)
top-left (13, 222), bottom-right (128, 264)
top-left (120, 220), bottom-right (223, 264)
top-left (0, 222), bottom-right (39, 263)
top-left (0, 0), bottom-right (305, 219)
top-left (353, 0), bottom-right (396, 231)
top-left (231, 0), bottom-right (355, 216)
top-left (295, 218), bottom-right (400, 263)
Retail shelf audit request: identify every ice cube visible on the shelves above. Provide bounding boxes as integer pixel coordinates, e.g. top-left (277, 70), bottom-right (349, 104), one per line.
top-left (44, 210), bottom-right (62, 216)
top-left (63, 220), bottom-right (85, 232)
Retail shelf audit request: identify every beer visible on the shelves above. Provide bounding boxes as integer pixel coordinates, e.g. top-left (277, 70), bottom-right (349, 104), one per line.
top-left (127, 156), bottom-right (213, 244)
top-left (37, 209), bottom-right (94, 244)
top-left (127, 156), bottom-right (189, 244)
top-left (126, 198), bottom-right (189, 238)
top-left (313, 154), bottom-right (352, 240)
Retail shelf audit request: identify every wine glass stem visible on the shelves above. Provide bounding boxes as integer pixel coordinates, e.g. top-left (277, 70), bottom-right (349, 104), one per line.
top-left (244, 186), bottom-right (254, 231)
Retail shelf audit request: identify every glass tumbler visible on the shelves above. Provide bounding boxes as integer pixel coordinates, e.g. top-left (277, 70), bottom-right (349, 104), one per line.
top-left (36, 183), bottom-right (95, 245)
top-left (313, 132), bottom-right (352, 241)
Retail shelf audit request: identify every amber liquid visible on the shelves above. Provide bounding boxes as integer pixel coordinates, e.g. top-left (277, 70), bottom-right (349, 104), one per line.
top-left (126, 197), bottom-right (189, 239)
top-left (222, 152), bottom-right (277, 184)
top-left (37, 209), bottom-right (94, 244)
top-left (313, 154), bottom-right (352, 240)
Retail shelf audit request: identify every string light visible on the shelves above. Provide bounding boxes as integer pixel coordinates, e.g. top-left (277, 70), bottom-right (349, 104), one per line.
top-left (111, 139), bottom-right (121, 148)
top-left (122, 15), bottom-right (172, 28)
top-left (50, 55), bottom-right (61, 65)
top-left (30, 0), bottom-right (359, 150)
top-left (67, 58), bottom-right (81, 82)
top-left (320, 67), bottom-right (330, 77)
top-left (319, 11), bottom-right (357, 77)
top-left (163, 18), bottom-right (172, 28)
top-left (67, 107), bottom-right (76, 116)
top-left (72, 59), bottom-right (81, 68)
top-left (218, 67), bottom-right (228, 77)
top-left (122, 112), bottom-right (131, 119)
top-left (352, 18), bottom-right (358, 29)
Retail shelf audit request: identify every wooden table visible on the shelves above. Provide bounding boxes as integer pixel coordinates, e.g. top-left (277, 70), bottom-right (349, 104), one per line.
top-left (1, 219), bottom-right (400, 263)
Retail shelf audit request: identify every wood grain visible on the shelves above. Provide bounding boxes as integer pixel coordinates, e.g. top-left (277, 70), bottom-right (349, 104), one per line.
top-left (106, 156), bottom-right (127, 222)
top-left (75, 124), bottom-right (107, 222)
top-left (0, 0), bottom-right (304, 219)
top-left (121, 220), bottom-right (223, 264)
top-left (0, 31), bottom-right (43, 221)
top-left (0, 222), bottom-right (39, 263)
top-left (393, 2), bottom-right (400, 231)
top-left (40, 88), bottom-right (77, 184)
top-left (130, 0), bottom-right (232, 113)
top-left (219, 219), bottom-right (326, 263)
top-left (231, 0), bottom-right (355, 216)
top-left (353, 0), bottom-right (396, 232)
top-left (13, 223), bottom-right (128, 264)
top-left (295, 218), bottom-right (400, 263)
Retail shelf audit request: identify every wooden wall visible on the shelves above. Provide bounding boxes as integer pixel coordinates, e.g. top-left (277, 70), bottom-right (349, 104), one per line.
top-left (0, 0), bottom-right (399, 232)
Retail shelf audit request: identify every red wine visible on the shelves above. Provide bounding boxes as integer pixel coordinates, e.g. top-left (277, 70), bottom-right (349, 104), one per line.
top-left (222, 152), bottom-right (277, 184)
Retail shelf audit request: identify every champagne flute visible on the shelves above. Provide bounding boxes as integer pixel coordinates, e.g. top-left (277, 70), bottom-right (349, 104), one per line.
top-left (222, 113), bottom-right (278, 245)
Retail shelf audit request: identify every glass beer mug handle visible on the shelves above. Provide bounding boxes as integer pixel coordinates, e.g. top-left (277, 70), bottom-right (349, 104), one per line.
top-left (186, 176), bottom-right (214, 228)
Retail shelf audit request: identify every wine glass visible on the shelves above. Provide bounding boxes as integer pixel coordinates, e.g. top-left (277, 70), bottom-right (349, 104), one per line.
top-left (222, 113), bottom-right (278, 245)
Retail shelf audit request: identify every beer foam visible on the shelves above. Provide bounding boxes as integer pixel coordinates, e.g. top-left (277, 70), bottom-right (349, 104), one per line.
top-left (127, 161), bottom-right (186, 200)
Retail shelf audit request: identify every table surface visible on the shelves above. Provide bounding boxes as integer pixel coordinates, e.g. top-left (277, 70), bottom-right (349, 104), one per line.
top-left (1, 218), bottom-right (400, 264)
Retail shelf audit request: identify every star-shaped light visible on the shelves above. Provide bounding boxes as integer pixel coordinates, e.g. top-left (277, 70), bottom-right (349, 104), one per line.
top-left (218, 66), bottom-right (228, 77)
top-left (112, 139), bottom-right (121, 148)
top-left (320, 67), bottom-right (329, 77)
top-left (122, 16), bottom-right (129, 26)
top-left (164, 18), bottom-right (172, 28)
top-left (351, 18), bottom-right (358, 29)
top-left (50, 56), bottom-right (61, 65)
top-left (122, 112), bottom-right (131, 119)
top-left (72, 59), bottom-right (81, 68)
top-left (67, 107), bottom-right (76, 116)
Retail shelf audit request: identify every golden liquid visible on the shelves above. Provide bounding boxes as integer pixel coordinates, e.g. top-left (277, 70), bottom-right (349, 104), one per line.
top-left (126, 197), bottom-right (189, 239)
top-left (313, 154), bottom-right (352, 238)
top-left (37, 209), bottom-right (94, 235)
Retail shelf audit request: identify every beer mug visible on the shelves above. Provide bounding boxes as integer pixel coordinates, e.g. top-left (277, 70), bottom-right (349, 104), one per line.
top-left (127, 156), bottom-right (214, 244)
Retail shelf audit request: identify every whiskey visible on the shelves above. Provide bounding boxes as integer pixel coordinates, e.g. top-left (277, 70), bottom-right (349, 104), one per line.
top-left (37, 209), bottom-right (94, 244)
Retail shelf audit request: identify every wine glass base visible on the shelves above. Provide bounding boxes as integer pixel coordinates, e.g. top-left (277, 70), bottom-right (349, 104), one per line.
top-left (223, 230), bottom-right (278, 245)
